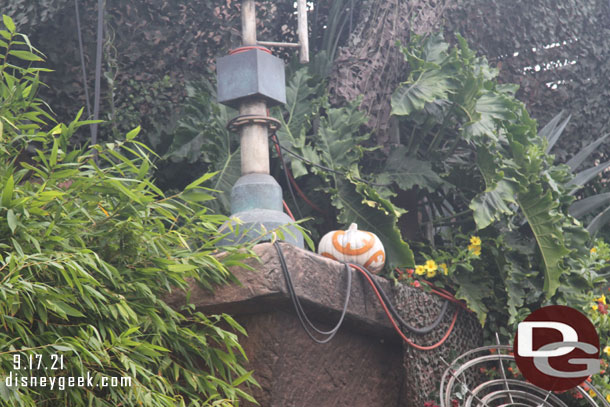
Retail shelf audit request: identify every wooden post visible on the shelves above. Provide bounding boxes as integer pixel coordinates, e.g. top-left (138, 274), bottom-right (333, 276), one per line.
top-left (297, 0), bottom-right (309, 63)
top-left (241, 0), bottom-right (257, 46)
top-left (239, 0), bottom-right (270, 175)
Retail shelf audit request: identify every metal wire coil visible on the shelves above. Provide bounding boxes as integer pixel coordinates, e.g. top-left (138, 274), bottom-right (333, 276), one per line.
top-left (226, 114), bottom-right (281, 133)
top-left (440, 344), bottom-right (609, 407)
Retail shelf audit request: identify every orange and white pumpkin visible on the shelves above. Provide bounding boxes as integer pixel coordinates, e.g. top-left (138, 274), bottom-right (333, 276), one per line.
top-left (318, 223), bottom-right (386, 273)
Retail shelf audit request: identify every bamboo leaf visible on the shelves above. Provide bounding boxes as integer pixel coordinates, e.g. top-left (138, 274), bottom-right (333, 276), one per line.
top-left (9, 50), bottom-right (43, 62)
top-left (126, 125), bottom-right (141, 140)
top-left (2, 15), bottom-right (15, 33)
top-left (6, 209), bottom-right (16, 233)
top-left (2, 175), bottom-right (14, 207)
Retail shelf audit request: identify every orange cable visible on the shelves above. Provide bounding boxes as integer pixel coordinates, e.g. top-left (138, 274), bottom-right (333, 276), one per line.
top-left (283, 200), bottom-right (296, 221)
top-left (350, 263), bottom-right (459, 351)
top-left (395, 268), bottom-right (472, 312)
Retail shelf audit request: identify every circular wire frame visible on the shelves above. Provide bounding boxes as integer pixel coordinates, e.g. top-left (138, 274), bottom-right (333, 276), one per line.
top-left (439, 344), bottom-right (610, 407)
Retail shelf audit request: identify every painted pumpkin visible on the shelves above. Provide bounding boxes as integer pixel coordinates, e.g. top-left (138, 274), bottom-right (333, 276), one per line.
top-left (318, 223), bottom-right (386, 273)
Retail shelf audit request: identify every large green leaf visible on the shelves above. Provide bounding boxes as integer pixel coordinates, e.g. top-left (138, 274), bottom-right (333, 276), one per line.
top-left (470, 179), bottom-right (518, 229)
top-left (587, 205), bottom-right (610, 235)
top-left (375, 146), bottom-right (444, 192)
top-left (464, 91), bottom-right (517, 140)
top-left (516, 185), bottom-right (571, 296)
top-left (391, 69), bottom-right (455, 116)
top-left (454, 277), bottom-right (491, 326)
top-left (567, 159), bottom-right (610, 192)
top-left (316, 103), bottom-right (370, 173)
top-left (273, 67), bottom-right (323, 178)
top-left (470, 147), bottom-right (518, 229)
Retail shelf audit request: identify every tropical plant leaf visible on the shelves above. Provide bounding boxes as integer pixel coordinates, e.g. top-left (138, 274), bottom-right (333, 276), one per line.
top-left (318, 106), bottom-right (369, 169)
top-left (540, 110), bottom-right (570, 153)
top-left (167, 81), bottom-right (240, 213)
top-left (565, 134), bottom-right (610, 171)
top-left (587, 205), bottom-right (610, 235)
top-left (375, 146), bottom-right (444, 192)
top-left (516, 185), bottom-right (571, 296)
top-left (454, 277), bottom-right (490, 325)
top-left (567, 159), bottom-right (610, 192)
top-left (471, 147), bottom-right (517, 229)
top-left (569, 192), bottom-right (610, 218)
top-left (273, 67), bottom-right (323, 178)
top-left (391, 69), bottom-right (455, 116)
top-left (464, 91), bottom-right (517, 140)
top-left (470, 179), bottom-right (518, 229)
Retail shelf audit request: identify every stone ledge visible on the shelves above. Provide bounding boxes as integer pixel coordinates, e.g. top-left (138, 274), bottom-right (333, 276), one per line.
top-left (166, 242), bottom-right (450, 339)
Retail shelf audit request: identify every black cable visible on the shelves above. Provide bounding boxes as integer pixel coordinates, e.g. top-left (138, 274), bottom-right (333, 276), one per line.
top-left (91, 0), bottom-right (104, 146)
top-left (274, 241), bottom-right (351, 344)
top-left (74, 0), bottom-right (92, 123)
top-left (357, 265), bottom-right (449, 334)
top-left (270, 133), bottom-right (304, 220)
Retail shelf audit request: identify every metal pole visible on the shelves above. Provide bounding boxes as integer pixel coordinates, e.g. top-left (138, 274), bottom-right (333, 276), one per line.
top-left (240, 0), bottom-right (269, 175)
top-left (297, 0), bottom-right (309, 63)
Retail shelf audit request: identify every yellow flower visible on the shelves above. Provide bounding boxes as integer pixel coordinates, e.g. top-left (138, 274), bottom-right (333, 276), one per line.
top-left (415, 265), bottom-right (426, 275)
top-left (604, 346), bottom-right (610, 356)
top-left (591, 247), bottom-right (598, 254)
top-left (425, 260), bottom-right (438, 272)
top-left (592, 304), bottom-right (599, 311)
top-left (596, 294), bottom-right (607, 305)
top-left (589, 389), bottom-right (597, 398)
top-left (606, 394), bottom-right (610, 403)
top-left (426, 269), bottom-right (437, 278)
top-left (470, 236), bottom-right (482, 246)
top-left (441, 263), bottom-right (449, 275)
top-left (468, 244), bottom-right (481, 256)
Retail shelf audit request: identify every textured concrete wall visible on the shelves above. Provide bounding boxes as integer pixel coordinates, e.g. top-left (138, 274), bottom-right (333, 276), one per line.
top-left (166, 243), bottom-right (483, 406)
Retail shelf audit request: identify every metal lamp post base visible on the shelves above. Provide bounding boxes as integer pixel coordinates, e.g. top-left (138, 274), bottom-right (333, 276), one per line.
top-left (218, 174), bottom-right (304, 248)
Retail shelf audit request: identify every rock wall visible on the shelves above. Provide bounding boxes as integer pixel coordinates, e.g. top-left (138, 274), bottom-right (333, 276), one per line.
top-left (166, 242), bottom-right (483, 406)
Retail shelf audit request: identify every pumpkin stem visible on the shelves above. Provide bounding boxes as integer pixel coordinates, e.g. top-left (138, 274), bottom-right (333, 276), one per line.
top-left (348, 223), bottom-right (358, 231)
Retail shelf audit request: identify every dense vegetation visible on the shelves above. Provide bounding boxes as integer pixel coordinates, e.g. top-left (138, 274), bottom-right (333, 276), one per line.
top-left (0, 1), bottom-right (609, 404)
top-left (0, 16), bottom-right (257, 406)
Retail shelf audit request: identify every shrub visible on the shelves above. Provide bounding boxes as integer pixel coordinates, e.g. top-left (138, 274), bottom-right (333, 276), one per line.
top-left (0, 15), bottom-right (256, 406)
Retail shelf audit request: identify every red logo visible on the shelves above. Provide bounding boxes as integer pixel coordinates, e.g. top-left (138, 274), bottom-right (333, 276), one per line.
top-left (513, 305), bottom-right (600, 391)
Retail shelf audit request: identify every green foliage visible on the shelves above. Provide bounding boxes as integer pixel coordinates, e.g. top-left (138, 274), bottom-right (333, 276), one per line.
top-left (162, 29), bottom-right (597, 342)
top-left (166, 67), bottom-right (416, 268)
top-left (0, 17), bottom-right (257, 406)
top-left (542, 111), bottom-right (610, 235)
top-left (445, 0), bottom-right (610, 163)
top-left (271, 68), bottom-right (415, 268)
top-left (387, 33), bottom-right (593, 334)
top-left (165, 81), bottom-right (239, 214)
